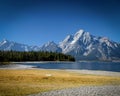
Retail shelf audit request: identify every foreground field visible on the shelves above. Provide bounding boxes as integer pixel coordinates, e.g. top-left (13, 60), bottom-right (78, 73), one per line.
top-left (0, 69), bottom-right (120, 96)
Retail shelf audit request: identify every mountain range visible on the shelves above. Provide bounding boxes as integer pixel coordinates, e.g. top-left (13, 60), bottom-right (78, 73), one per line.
top-left (0, 29), bottom-right (120, 61)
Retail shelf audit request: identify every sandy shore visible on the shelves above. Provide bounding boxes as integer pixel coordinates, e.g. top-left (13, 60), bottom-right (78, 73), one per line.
top-left (66, 69), bottom-right (120, 77)
top-left (0, 64), bottom-right (34, 69)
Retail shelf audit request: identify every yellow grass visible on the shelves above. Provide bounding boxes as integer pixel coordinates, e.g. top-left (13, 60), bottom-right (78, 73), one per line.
top-left (0, 69), bottom-right (120, 96)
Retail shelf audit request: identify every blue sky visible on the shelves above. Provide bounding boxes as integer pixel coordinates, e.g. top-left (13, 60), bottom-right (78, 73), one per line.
top-left (0, 0), bottom-right (120, 46)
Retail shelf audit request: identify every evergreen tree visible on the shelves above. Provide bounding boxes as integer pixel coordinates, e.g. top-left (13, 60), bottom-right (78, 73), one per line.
top-left (0, 51), bottom-right (75, 62)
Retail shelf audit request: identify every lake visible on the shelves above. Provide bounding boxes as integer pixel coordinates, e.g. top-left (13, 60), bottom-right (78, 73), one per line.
top-left (18, 61), bottom-right (120, 72)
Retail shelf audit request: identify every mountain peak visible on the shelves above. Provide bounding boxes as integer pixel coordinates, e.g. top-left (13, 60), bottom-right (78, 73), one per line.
top-left (0, 39), bottom-right (9, 46)
top-left (44, 41), bottom-right (56, 47)
top-left (70, 29), bottom-right (85, 44)
top-left (74, 29), bottom-right (84, 37)
top-left (74, 29), bottom-right (85, 39)
top-left (2, 39), bottom-right (9, 42)
top-left (41, 41), bottom-right (62, 52)
top-left (59, 29), bottom-right (120, 60)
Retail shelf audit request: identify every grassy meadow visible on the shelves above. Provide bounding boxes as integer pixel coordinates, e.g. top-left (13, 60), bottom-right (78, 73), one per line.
top-left (0, 69), bottom-right (120, 96)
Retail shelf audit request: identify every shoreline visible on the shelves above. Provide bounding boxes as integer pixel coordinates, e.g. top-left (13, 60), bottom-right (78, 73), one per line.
top-left (11, 61), bottom-right (75, 64)
top-left (3, 60), bottom-right (120, 64)
top-left (66, 69), bottom-right (120, 77)
top-left (0, 64), bottom-right (120, 77)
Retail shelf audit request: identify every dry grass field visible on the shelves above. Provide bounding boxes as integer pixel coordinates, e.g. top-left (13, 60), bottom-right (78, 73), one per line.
top-left (0, 69), bottom-right (120, 96)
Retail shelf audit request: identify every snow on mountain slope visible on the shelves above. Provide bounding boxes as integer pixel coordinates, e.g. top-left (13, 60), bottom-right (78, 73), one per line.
top-left (0, 40), bottom-right (61, 52)
top-left (0, 39), bottom-right (40, 51)
top-left (59, 29), bottom-right (120, 61)
top-left (41, 41), bottom-right (62, 52)
top-left (0, 29), bottom-right (120, 61)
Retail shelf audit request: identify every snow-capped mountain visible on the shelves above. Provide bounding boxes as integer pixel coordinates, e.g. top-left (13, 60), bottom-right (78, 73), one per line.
top-left (0, 29), bottom-right (120, 61)
top-left (59, 29), bottom-right (120, 61)
top-left (0, 40), bottom-right (61, 52)
top-left (40, 41), bottom-right (62, 52)
top-left (0, 39), bottom-right (40, 51)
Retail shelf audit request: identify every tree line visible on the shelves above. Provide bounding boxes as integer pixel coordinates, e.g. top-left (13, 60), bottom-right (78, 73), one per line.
top-left (0, 51), bottom-right (75, 62)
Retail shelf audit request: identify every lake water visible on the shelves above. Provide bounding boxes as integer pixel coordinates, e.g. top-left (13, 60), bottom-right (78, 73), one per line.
top-left (19, 61), bottom-right (120, 72)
